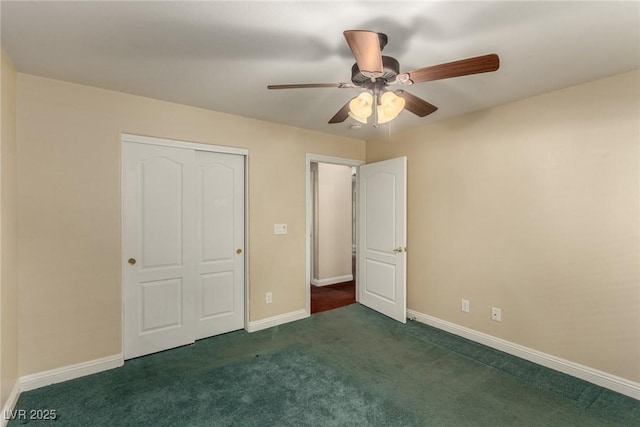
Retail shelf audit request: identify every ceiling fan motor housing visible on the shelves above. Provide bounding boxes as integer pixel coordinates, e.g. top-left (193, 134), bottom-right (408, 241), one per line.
top-left (351, 56), bottom-right (399, 86)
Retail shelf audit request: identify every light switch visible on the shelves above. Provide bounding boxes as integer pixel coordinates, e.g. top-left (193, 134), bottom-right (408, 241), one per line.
top-left (274, 224), bottom-right (287, 234)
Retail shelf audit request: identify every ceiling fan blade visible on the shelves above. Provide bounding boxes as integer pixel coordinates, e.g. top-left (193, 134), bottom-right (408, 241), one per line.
top-left (343, 30), bottom-right (384, 79)
top-left (394, 90), bottom-right (438, 117)
top-left (328, 101), bottom-right (351, 124)
top-left (405, 54), bottom-right (500, 84)
top-left (268, 83), bottom-right (356, 89)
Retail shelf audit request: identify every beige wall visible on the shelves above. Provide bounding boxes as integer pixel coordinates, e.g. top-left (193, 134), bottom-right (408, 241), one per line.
top-left (311, 162), bottom-right (319, 280)
top-left (16, 73), bottom-right (365, 376)
top-left (367, 70), bottom-right (640, 382)
top-left (0, 48), bottom-right (19, 408)
top-left (315, 163), bottom-right (353, 282)
top-left (10, 67), bottom-right (640, 385)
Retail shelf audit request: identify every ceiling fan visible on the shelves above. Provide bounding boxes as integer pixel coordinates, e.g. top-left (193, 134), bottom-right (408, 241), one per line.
top-left (268, 30), bottom-right (500, 125)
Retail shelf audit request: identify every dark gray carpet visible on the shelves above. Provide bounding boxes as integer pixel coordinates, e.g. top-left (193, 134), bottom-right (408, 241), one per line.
top-left (8, 304), bottom-right (640, 426)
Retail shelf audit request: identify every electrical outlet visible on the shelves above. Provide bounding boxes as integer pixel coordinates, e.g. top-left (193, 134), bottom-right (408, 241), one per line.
top-left (266, 292), bottom-right (272, 304)
top-left (461, 299), bottom-right (470, 313)
top-left (491, 307), bottom-right (501, 322)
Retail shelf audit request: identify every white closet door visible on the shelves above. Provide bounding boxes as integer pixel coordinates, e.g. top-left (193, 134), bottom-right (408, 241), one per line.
top-left (123, 139), bottom-right (245, 360)
top-left (123, 142), bottom-right (198, 359)
top-left (194, 151), bottom-right (245, 339)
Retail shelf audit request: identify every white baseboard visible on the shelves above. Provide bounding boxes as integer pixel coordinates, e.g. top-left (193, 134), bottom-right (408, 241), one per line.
top-left (1, 381), bottom-right (21, 427)
top-left (246, 309), bottom-right (309, 333)
top-left (19, 354), bottom-right (124, 393)
top-left (407, 309), bottom-right (640, 400)
top-left (311, 274), bottom-right (353, 287)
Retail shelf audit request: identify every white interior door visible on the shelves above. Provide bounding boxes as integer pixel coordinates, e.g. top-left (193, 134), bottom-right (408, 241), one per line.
top-left (123, 139), bottom-right (245, 359)
top-left (194, 151), bottom-right (245, 339)
top-left (358, 157), bottom-right (407, 323)
top-left (123, 142), bottom-right (198, 358)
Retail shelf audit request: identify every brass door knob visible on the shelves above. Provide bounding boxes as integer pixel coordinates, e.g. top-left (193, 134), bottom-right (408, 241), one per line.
top-left (128, 258), bottom-right (137, 265)
top-left (392, 247), bottom-right (406, 253)
top-left (236, 249), bottom-right (242, 254)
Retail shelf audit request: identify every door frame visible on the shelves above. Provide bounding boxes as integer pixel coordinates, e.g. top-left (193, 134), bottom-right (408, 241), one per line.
top-left (121, 133), bottom-right (250, 356)
top-left (305, 154), bottom-right (364, 316)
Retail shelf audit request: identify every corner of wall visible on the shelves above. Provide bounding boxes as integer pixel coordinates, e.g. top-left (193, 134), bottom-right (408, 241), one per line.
top-left (0, 46), bottom-right (19, 414)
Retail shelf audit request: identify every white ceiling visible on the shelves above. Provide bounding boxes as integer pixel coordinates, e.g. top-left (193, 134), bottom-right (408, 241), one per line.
top-left (2, 1), bottom-right (639, 139)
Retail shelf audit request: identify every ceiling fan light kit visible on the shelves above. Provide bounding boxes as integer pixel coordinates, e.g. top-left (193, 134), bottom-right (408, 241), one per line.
top-left (348, 92), bottom-right (374, 123)
top-left (377, 91), bottom-right (405, 124)
top-left (268, 30), bottom-right (500, 127)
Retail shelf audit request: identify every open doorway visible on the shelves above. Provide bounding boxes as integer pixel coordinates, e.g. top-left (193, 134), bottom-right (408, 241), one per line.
top-left (305, 155), bottom-right (364, 316)
top-left (310, 162), bottom-right (355, 313)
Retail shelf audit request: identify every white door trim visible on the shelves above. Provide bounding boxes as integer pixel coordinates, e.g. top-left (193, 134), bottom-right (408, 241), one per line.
top-left (122, 133), bottom-right (248, 156)
top-left (305, 154), bottom-right (364, 316)
top-left (121, 134), bottom-right (249, 358)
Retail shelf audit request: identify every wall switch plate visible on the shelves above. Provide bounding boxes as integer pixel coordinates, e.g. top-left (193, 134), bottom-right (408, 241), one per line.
top-left (274, 224), bottom-right (287, 234)
top-left (266, 292), bottom-right (272, 304)
top-left (491, 307), bottom-right (502, 322)
top-left (461, 299), bottom-right (470, 313)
